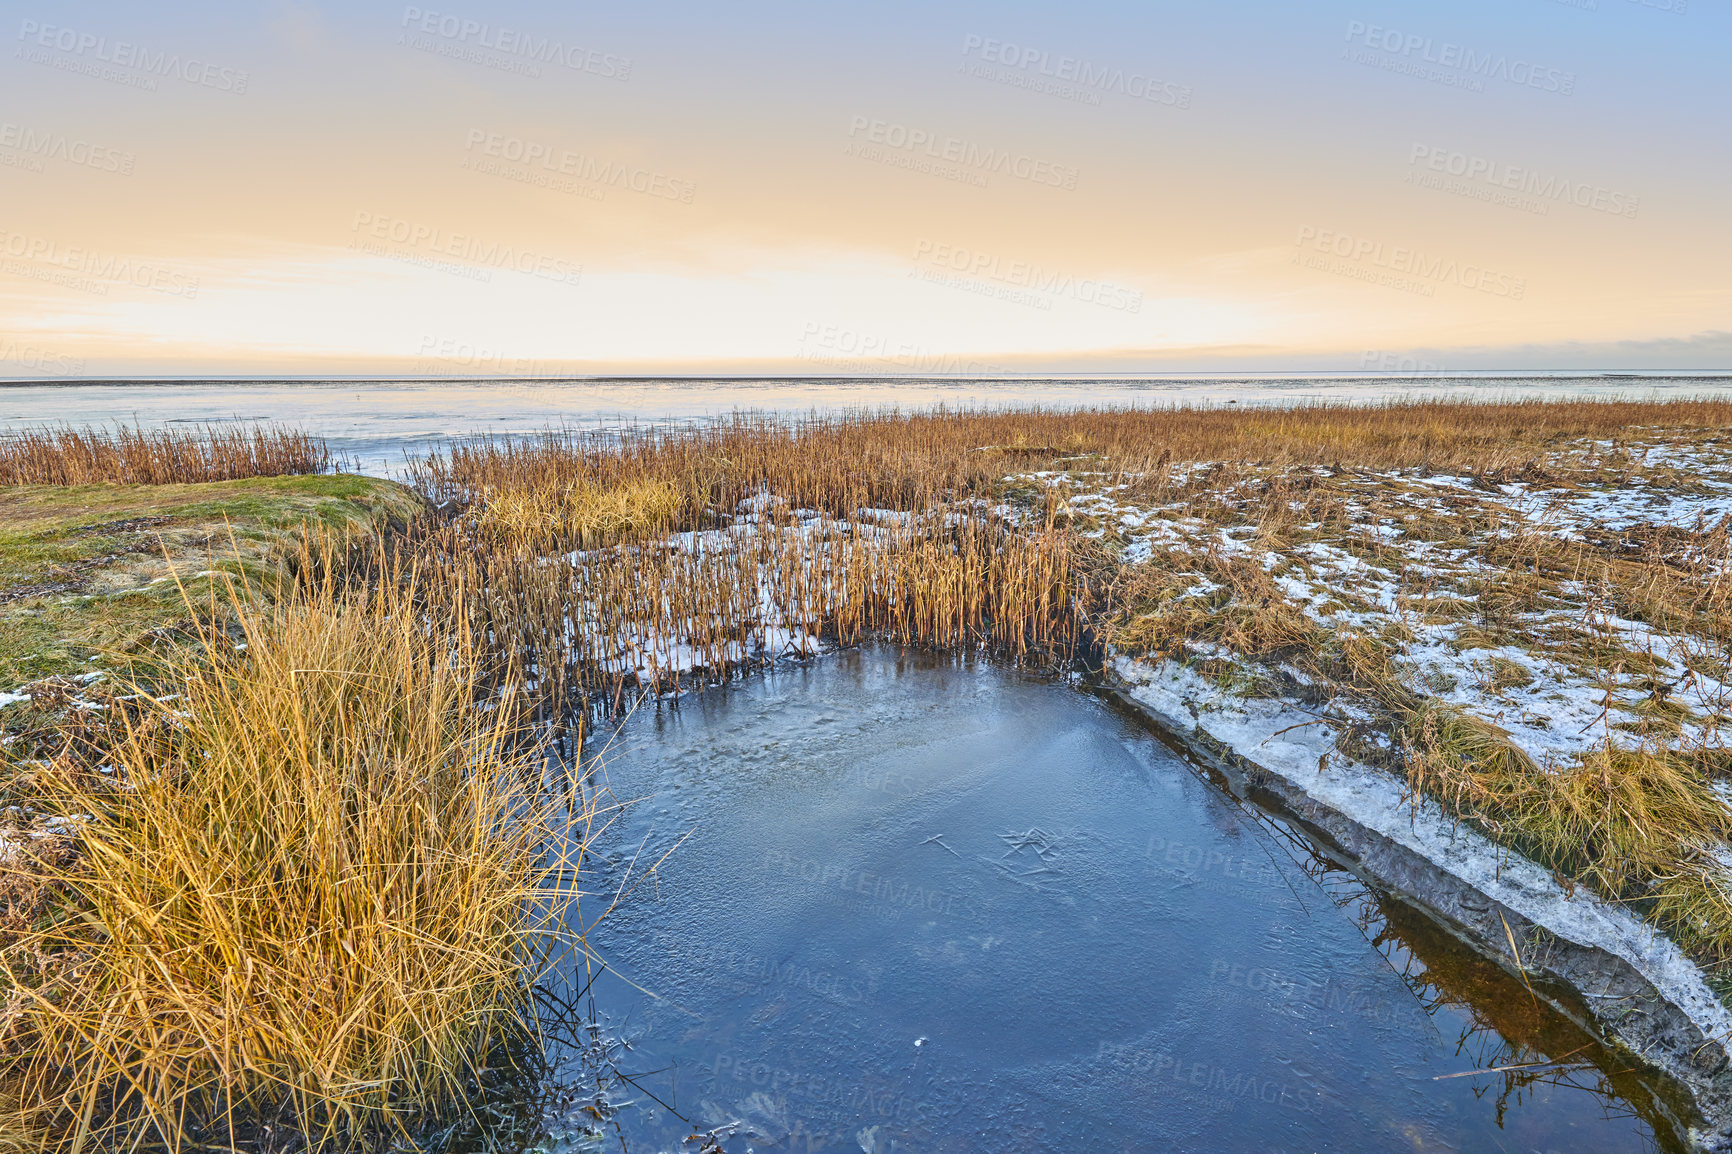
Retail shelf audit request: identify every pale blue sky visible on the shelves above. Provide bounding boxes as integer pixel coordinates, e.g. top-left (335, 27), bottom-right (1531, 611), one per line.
top-left (1, 0), bottom-right (1725, 374)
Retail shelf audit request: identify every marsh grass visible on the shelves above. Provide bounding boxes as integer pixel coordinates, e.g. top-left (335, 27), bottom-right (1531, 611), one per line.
top-left (6, 399), bottom-right (1732, 1149)
top-left (0, 568), bottom-right (576, 1151)
top-left (412, 401), bottom-right (1732, 516)
top-left (390, 415), bottom-right (1104, 716)
top-left (1404, 709), bottom-right (1732, 962)
top-left (369, 503), bottom-right (1086, 725)
top-left (474, 478), bottom-right (679, 550)
top-left (0, 426), bottom-right (327, 487)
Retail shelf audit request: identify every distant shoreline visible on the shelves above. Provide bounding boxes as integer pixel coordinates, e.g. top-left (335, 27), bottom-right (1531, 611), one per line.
top-left (5, 370), bottom-right (1732, 387)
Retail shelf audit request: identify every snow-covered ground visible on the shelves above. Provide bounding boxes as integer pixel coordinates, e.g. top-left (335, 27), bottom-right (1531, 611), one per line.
top-left (1028, 431), bottom-right (1732, 770)
top-left (1065, 433), bottom-right (1732, 1136)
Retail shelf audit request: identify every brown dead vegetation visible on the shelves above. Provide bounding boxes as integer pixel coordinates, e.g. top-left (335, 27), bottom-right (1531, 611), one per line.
top-left (0, 425), bottom-right (326, 486)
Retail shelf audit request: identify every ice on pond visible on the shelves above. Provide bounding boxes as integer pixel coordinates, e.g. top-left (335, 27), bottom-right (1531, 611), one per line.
top-left (549, 648), bottom-right (1681, 1153)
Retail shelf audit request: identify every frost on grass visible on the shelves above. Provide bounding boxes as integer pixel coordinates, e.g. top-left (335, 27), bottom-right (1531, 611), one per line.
top-left (488, 486), bottom-right (1075, 698)
top-left (1041, 428), bottom-right (1732, 982)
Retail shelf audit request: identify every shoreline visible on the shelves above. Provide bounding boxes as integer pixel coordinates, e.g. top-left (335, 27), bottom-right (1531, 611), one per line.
top-left (1103, 654), bottom-right (1732, 1151)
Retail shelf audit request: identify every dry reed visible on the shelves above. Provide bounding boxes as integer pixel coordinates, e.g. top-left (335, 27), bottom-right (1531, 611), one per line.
top-left (474, 477), bottom-right (680, 550)
top-left (409, 398), bottom-right (1732, 518)
top-left (0, 424), bottom-right (327, 486)
top-left (315, 503), bottom-right (1084, 729)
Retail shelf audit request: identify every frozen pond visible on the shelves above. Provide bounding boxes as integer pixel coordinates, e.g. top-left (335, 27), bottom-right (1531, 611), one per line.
top-left (554, 648), bottom-right (1684, 1152)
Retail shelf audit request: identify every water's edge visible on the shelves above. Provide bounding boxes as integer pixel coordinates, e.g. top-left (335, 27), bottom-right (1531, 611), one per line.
top-left (1099, 658), bottom-right (1732, 1153)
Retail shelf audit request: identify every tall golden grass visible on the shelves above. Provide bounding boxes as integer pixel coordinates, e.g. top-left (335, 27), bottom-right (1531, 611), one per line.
top-left (1, 570), bottom-right (575, 1151)
top-left (296, 505), bottom-right (1086, 738)
top-left (409, 398), bottom-right (1732, 519)
top-left (393, 430), bottom-right (1088, 721)
top-left (0, 424), bottom-right (327, 485)
top-left (474, 477), bottom-right (680, 550)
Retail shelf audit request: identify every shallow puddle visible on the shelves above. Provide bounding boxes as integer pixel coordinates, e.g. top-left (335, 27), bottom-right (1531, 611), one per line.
top-left (550, 648), bottom-right (1681, 1152)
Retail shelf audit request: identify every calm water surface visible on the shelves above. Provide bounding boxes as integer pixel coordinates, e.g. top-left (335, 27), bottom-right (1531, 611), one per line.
top-left (552, 648), bottom-right (1682, 1153)
top-left (3, 375), bottom-right (1729, 475)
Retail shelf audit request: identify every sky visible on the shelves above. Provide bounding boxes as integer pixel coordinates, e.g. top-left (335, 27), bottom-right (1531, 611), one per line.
top-left (0, 0), bottom-right (1727, 378)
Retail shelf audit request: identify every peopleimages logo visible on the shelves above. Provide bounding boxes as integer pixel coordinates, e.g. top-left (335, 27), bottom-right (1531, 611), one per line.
top-left (0, 122), bottom-right (134, 175)
top-left (414, 336), bottom-right (547, 377)
top-left (1361, 350), bottom-right (1446, 376)
top-left (960, 34), bottom-right (1191, 109)
top-left (16, 19), bottom-right (249, 93)
top-left (0, 228), bottom-right (200, 298)
top-left (797, 322), bottom-right (1008, 376)
top-left (350, 211), bottom-right (582, 285)
top-left (0, 340), bottom-right (85, 377)
top-left (462, 130), bottom-right (696, 204)
top-left (1343, 21), bottom-right (1575, 95)
top-left (911, 239), bottom-right (1142, 313)
top-left (1294, 226), bottom-right (1525, 300)
top-left (845, 116), bottom-right (1079, 190)
top-left (1406, 145), bottom-right (1638, 219)
top-left (400, 7), bottom-right (630, 79)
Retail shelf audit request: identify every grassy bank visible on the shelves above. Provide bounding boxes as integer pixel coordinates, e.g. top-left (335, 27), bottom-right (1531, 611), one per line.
top-left (1056, 420), bottom-right (1732, 975)
top-left (0, 473), bottom-right (427, 689)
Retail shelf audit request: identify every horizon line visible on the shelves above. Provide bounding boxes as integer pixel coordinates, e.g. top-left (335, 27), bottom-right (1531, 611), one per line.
top-left (4, 370), bottom-right (1732, 387)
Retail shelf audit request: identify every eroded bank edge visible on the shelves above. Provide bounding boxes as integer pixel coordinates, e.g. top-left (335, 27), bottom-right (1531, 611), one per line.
top-left (1102, 654), bottom-right (1732, 1153)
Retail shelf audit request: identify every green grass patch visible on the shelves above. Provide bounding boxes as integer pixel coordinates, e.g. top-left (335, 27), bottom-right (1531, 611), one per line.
top-left (0, 475), bottom-right (427, 690)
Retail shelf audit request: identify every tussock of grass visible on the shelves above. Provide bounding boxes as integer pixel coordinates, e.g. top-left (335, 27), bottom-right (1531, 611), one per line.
top-left (1401, 699), bottom-right (1542, 797)
top-left (1653, 857), bottom-right (1732, 973)
top-left (1479, 657), bottom-right (1534, 694)
top-left (476, 477), bottom-right (680, 549)
top-left (0, 575), bottom-right (572, 1150)
top-left (1107, 554), bottom-right (1324, 663)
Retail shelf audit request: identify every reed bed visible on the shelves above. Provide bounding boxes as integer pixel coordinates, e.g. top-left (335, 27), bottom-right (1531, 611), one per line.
top-left (401, 397), bottom-right (1731, 713)
top-left (0, 424), bottom-right (327, 486)
top-left (0, 571), bottom-right (576, 1152)
top-left (315, 503), bottom-right (1084, 729)
top-left (389, 410), bottom-right (1143, 721)
top-left (408, 398), bottom-right (1732, 521)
